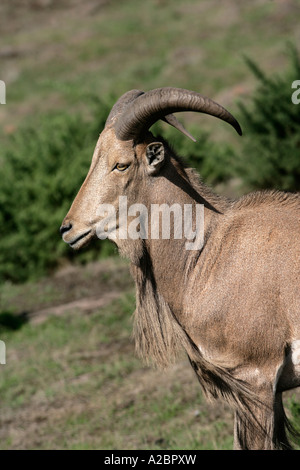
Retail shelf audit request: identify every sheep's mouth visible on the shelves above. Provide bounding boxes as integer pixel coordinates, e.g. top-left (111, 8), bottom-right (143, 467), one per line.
top-left (69, 230), bottom-right (92, 249)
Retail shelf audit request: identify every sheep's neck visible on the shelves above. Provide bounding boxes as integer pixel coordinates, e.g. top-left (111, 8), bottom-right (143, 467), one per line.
top-left (140, 166), bottom-right (224, 316)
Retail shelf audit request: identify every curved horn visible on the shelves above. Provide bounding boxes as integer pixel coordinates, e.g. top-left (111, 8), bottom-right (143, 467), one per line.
top-left (114, 87), bottom-right (242, 141)
top-left (105, 90), bottom-right (145, 126)
top-left (106, 89), bottom-right (196, 141)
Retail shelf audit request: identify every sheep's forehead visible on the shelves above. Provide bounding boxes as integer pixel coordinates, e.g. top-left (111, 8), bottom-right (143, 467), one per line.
top-left (92, 127), bottom-right (147, 171)
top-left (99, 127), bottom-right (133, 161)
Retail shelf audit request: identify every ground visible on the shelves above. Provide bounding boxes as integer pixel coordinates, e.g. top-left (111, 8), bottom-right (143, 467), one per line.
top-left (0, 257), bottom-right (299, 450)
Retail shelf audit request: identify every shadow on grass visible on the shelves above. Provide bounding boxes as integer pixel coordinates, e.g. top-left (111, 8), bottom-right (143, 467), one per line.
top-left (0, 310), bottom-right (29, 332)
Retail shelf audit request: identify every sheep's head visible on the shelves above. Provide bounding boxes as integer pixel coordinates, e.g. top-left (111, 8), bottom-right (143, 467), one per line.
top-left (60, 87), bottom-right (241, 250)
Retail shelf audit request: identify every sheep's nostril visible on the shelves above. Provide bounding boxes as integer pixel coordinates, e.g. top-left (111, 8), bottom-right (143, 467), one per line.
top-left (60, 222), bottom-right (72, 236)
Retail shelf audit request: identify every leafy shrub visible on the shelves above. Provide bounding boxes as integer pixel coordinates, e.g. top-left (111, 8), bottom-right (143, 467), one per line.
top-left (236, 44), bottom-right (300, 192)
top-left (0, 98), bottom-right (115, 283)
top-left (153, 122), bottom-right (236, 185)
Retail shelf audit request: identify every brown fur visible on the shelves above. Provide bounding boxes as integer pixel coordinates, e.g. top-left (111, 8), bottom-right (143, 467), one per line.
top-left (128, 167), bottom-right (300, 450)
top-left (130, 247), bottom-right (279, 450)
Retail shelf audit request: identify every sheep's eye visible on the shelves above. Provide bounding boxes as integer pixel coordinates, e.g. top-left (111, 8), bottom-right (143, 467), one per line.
top-left (115, 163), bottom-right (130, 172)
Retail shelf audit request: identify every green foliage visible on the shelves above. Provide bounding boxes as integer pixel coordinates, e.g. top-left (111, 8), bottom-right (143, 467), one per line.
top-left (288, 397), bottom-right (300, 449)
top-left (289, 397), bottom-right (300, 431)
top-left (236, 45), bottom-right (300, 192)
top-left (0, 97), bottom-right (114, 283)
top-left (153, 122), bottom-right (236, 185)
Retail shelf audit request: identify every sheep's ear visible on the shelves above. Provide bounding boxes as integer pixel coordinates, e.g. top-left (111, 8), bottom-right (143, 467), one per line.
top-left (145, 142), bottom-right (165, 175)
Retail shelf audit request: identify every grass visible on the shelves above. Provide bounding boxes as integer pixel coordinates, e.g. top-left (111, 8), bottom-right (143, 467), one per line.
top-left (1, 0), bottom-right (299, 133)
top-left (0, 259), bottom-right (236, 450)
top-left (0, 259), bottom-right (299, 450)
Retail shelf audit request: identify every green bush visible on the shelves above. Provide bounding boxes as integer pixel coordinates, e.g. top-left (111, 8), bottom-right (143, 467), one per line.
top-left (0, 98), bottom-right (115, 283)
top-left (236, 45), bottom-right (300, 192)
top-left (152, 122), bottom-right (236, 185)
